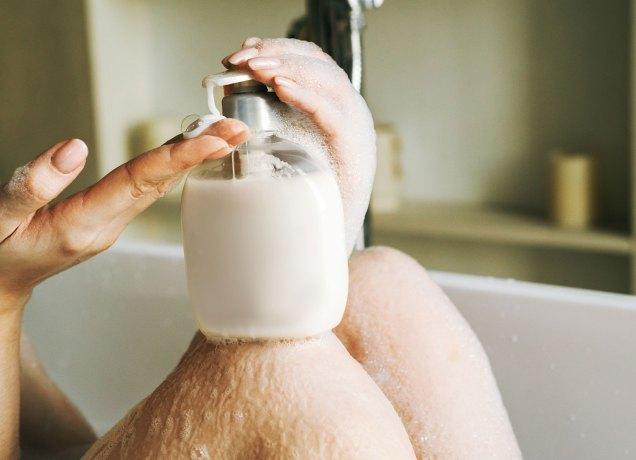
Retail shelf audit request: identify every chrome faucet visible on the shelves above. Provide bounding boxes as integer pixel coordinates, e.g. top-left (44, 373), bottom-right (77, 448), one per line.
top-left (288, 0), bottom-right (383, 93)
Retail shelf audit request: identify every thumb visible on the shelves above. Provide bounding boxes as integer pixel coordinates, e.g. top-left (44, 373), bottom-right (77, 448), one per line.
top-left (0, 139), bottom-right (87, 242)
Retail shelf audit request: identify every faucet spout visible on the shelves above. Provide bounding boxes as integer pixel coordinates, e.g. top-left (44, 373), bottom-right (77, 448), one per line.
top-left (288, 0), bottom-right (383, 93)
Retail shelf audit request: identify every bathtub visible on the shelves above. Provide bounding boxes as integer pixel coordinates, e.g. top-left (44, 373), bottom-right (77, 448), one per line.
top-left (23, 242), bottom-right (636, 459)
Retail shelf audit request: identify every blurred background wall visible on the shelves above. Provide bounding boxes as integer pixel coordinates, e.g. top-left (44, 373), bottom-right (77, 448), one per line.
top-left (0, 0), bottom-right (97, 193)
top-left (0, 0), bottom-right (632, 292)
top-left (367, 0), bottom-right (628, 222)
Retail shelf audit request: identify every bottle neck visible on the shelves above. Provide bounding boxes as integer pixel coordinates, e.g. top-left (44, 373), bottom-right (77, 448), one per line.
top-left (225, 80), bottom-right (268, 95)
top-left (221, 90), bottom-right (285, 133)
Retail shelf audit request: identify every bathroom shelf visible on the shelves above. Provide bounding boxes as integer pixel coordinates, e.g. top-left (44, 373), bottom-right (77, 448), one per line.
top-left (372, 202), bottom-right (632, 255)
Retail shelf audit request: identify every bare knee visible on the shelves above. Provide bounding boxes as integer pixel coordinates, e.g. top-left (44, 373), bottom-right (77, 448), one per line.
top-left (344, 246), bottom-right (452, 322)
top-left (349, 246), bottom-right (428, 279)
top-left (337, 246), bottom-right (479, 360)
top-left (338, 247), bottom-right (520, 459)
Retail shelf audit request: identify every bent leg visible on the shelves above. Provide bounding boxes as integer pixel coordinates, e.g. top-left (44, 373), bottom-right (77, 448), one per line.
top-left (84, 332), bottom-right (415, 459)
top-left (334, 247), bottom-right (521, 459)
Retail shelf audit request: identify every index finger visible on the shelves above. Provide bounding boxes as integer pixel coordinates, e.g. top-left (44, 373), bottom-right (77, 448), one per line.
top-left (166, 117), bottom-right (251, 147)
top-left (61, 134), bottom-right (229, 232)
top-left (57, 118), bottom-right (250, 228)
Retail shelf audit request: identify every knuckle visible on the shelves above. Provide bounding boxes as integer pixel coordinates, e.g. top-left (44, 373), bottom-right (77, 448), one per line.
top-left (124, 162), bottom-right (147, 199)
top-left (296, 39), bottom-right (334, 63)
top-left (287, 37), bottom-right (323, 53)
top-left (91, 235), bottom-right (117, 256)
top-left (258, 37), bottom-right (275, 49)
top-left (101, 235), bottom-right (119, 252)
top-left (58, 228), bottom-right (98, 257)
top-left (124, 161), bottom-right (164, 200)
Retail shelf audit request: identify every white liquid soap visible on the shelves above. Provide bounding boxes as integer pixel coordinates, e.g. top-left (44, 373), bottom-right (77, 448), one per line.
top-left (182, 155), bottom-right (347, 339)
top-left (181, 71), bottom-right (348, 339)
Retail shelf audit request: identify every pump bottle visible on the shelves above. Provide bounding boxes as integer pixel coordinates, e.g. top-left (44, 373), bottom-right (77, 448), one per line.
top-left (180, 71), bottom-right (349, 340)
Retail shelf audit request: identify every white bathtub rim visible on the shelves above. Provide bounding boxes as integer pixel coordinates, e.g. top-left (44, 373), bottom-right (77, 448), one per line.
top-left (111, 239), bottom-right (636, 311)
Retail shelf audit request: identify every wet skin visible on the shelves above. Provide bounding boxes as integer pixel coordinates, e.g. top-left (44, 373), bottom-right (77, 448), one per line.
top-left (1, 37), bottom-right (520, 459)
top-left (85, 246), bottom-right (521, 460)
top-left (84, 333), bottom-right (415, 459)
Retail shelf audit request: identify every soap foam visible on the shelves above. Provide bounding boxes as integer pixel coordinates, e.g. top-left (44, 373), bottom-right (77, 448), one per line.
top-left (4, 163), bottom-right (32, 198)
top-left (272, 98), bottom-right (376, 253)
top-left (190, 445), bottom-right (210, 459)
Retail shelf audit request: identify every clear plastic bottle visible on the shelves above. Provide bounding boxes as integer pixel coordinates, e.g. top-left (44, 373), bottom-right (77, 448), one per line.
top-left (181, 72), bottom-right (348, 340)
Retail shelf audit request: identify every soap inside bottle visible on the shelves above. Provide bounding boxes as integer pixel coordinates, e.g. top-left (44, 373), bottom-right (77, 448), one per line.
top-left (181, 131), bottom-right (349, 339)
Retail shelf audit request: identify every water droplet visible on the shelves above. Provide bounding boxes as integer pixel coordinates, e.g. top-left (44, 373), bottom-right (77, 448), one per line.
top-left (191, 444), bottom-right (210, 459)
top-left (149, 417), bottom-right (161, 435)
top-left (182, 114), bottom-right (201, 133)
top-left (162, 416), bottom-right (174, 436)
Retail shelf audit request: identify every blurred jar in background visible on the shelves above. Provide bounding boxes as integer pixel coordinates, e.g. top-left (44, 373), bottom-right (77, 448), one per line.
top-left (371, 123), bottom-right (402, 213)
top-left (549, 150), bottom-right (597, 230)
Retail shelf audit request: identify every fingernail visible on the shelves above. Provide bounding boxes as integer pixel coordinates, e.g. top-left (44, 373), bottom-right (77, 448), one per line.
top-left (228, 47), bottom-right (259, 65)
top-left (242, 37), bottom-right (261, 48)
top-left (248, 57), bottom-right (281, 70)
top-left (274, 76), bottom-right (297, 88)
top-left (51, 139), bottom-right (88, 174)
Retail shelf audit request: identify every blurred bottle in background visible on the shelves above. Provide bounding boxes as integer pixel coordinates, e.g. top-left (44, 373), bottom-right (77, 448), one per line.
top-left (371, 123), bottom-right (402, 214)
top-left (549, 150), bottom-right (597, 230)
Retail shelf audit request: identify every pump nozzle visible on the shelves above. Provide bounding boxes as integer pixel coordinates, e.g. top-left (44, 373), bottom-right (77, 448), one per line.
top-left (180, 68), bottom-right (287, 141)
top-left (183, 71), bottom-right (269, 140)
top-left (202, 70), bottom-right (252, 88)
top-left (182, 71), bottom-right (248, 139)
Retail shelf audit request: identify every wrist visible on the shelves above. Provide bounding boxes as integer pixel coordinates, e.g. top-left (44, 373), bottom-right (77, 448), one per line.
top-left (0, 286), bottom-right (31, 316)
top-left (0, 303), bottom-right (22, 353)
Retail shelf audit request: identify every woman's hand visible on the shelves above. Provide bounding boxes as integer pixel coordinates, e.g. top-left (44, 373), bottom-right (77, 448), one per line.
top-left (0, 119), bottom-right (249, 311)
top-left (0, 119), bottom-right (246, 456)
top-left (223, 38), bottom-right (376, 252)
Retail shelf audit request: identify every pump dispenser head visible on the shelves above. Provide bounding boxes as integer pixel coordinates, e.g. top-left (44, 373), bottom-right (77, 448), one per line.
top-left (183, 70), bottom-right (287, 139)
top-left (182, 70), bottom-right (254, 139)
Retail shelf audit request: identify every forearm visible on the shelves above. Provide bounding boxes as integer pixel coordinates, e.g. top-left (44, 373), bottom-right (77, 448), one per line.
top-left (0, 295), bottom-right (24, 460)
top-left (20, 335), bottom-right (96, 453)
